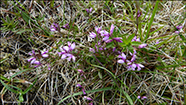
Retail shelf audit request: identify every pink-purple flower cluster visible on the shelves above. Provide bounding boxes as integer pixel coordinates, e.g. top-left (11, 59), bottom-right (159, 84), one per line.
top-left (117, 49), bottom-right (144, 71)
top-left (27, 49), bottom-right (49, 68)
top-left (117, 35), bottom-right (147, 70)
top-left (58, 42), bottom-right (76, 62)
top-left (89, 24), bottom-right (123, 53)
top-left (89, 24), bottom-right (123, 43)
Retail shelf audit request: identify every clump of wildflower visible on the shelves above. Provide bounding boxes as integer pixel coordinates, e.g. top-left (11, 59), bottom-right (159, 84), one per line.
top-left (27, 49), bottom-right (49, 68)
top-left (100, 24), bottom-right (123, 43)
top-left (58, 42), bottom-right (76, 62)
top-left (118, 50), bottom-right (145, 71)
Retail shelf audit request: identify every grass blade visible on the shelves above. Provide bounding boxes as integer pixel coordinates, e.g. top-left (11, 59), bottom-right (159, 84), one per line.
top-left (145, 1), bottom-right (160, 41)
top-left (57, 87), bottom-right (113, 105)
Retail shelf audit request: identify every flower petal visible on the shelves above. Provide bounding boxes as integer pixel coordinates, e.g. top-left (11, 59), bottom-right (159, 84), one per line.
top-left (63, 46), bottom-right (70, 52)
top-left (61, 54), bottom-right (67, 59)
top-left (113, 37), bottom-right (123, 43)
top-left (103, 36), bottom-right (109, 41)
top-left (71, 42), bottom-right (75, 50)
top-left (89, 32), bottom-right (96, 38)
top-left (121, 53), bottom-right (126, 60)
top-left (105, 39), bottom-right (113, 43)
top-left (110, 24), bottom-right (115, 35)
top-left (42, 54), bottom-right (49, 58)
top-left (138, 44), bottom-right (147, 48)
top-left (84, 96), bottom-right (92, 101)
top-left (33, 61), bottom-right (40, 65)
top-left (117, 60), bottom-right (124, 64)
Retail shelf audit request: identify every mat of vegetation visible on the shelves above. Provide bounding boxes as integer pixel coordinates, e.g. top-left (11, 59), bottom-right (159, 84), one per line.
top-left (0, 1), bottom-right (186, 105)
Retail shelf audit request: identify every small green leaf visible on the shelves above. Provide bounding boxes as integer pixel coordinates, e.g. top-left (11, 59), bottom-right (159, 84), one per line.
top-left (98, 71), bottom-right (103, 79)
top-left (131, 41), bottom-right (141, 46)
top-left (19, 94), bottom-right (24, 102)
top-left (120, 89), bottom-right (134, 105)
top-left (21, 11), bottom-right (30, 24)
top-left (126, 33), bottom-right (135, 44)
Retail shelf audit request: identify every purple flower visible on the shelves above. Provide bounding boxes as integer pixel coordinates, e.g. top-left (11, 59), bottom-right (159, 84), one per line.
top-left (175, 25), bottom-right (183, 34)
top-left (89, 102), bottom-right (93, 105)
top-left (100, 30), bottom-right (109, 37)
top-left (137, 10), bottom-right (142, 18)
top-left (95, 26), bottom-right (102, 34)
top-left (82, 88), bottom-right (86, 95)
top-left (89, 48), bottom-right (95, 53)
top-left (132, 36), bottom-right (140, 42)
top-left (110, 24), bottom-right (115, 35)
top-left (130, 63), bottom-right (137, 70)
top-left (62, 23), bottom-right (69, 29)
top-left (176, 25), bottom-right (183, 30)
top-left (41, 49), bottom-right (49, 58)
top-left (33, 60), bottom-right (41, 65)
top-left (117, 53), bottom-right (126, 64)
top-left (86, 7), bottom-right (93, 13)
top-left (76, 84), bottom-right (82, 88)
top-left (137, 96), bottom-right (141, 99)
top-left (28, 57), bottom-right (36, 63)
top-left (102, 35), bottom-right (110, 41)
top-left (138, 44), bottom-right (147, 48)
top-left (105, 39), bottom-right (113, 43)
top-left (67, 42), bottom-right (76, 51)
top-left (50, 23), bottom-right (59, 32)
top-left (77, 69), bottom-right (84, 74)
top-left (117, 59), bottom-right (125, 64)
top-left (129, 49), bottom-right (137, 62)
top-left (136, 64), bottom-right (144, 71)
top-left (47, 64), bottom-right (51, 70)
top-left (113, 37), bottom-right (123, 43)
top-left (141, 96), bottom-right (147, 100)
top-left (156, 41), bottom-right (159, 44)
top-left (28, 50), bottom-right (37, 64)
top-left (113, 47), bottom-right (116, 52)
top-left (174, 31), bottom-right (180, 34)
top-left (130, 54), bottom-right (136, 62)
top-left (84, 96), bottom-right (92, 101)
top-left (58, 42), bottom-right (76, 62)
top-left (89, 32), bottom-right (96, 38)
top-left (69, 55), bottom-right (76, 62)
